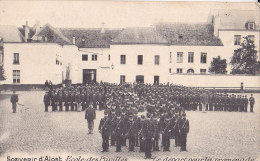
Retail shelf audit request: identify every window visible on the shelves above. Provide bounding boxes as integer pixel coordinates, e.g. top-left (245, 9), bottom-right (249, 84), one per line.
top-left (234, 35), bottom-right (241, 45)
top-left (82, 54), bottom-right (88, 61)
top-left (248, 22), bottom-right (255, 30)
top-left (82, 38), bottom-right (85, 44)
top-left (187, 68), bottom-right (194, 74)
top-left (13, 53), bottom-right (19, 64)
top-left (92, 54), bottom-right (97, 61)
top-left (120, 75), bottom-right (125, 84)
top-left (177, 68), bottom-right (183, 73)
top-left (188, 52), bottom-right (194, 63)
top-left (201, 53), bottom-right (207, 63)
top-left (169, 52), bottom-right (172, 63)
top-left (13, 70), bottom-right (20, 83)
top-left (177, 52), bottom-right (183, 63)
top-left (169, 68), bottom-right (172, 73)
top-left (154, 55), bottom-right (160, 65)
top-left (108, 54), bottom-right (110, 61)
top-left (248, 35), bottom-right (255, 43)
top-left (200, 69), bottom-right (206, 74)
top-left (138, 55), bottom-right (143, 65)
top-left (120, 55), bottom-right (126, 64)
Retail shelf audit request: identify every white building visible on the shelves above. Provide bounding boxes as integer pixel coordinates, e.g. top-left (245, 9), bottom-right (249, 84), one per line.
top-left (0, 9), bottom-right (259, 85)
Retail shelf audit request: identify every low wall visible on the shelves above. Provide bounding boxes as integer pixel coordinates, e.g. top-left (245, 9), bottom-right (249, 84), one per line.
top-left (168, 74), bottom-right (260, 88)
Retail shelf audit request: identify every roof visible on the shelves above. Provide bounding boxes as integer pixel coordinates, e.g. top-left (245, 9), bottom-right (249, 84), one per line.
top-left (0, 25), bottom-right (24, 42)
top-left (32, 23), bottom-right (223, 47)
top-left (60, 28), bottom-right (122, 48)
top-left (33, 24), bottom-right (72, 45)
top-left (213, 10), bottom-right (260, 30)
top-left (112, 27), bottom-right (169, 45)
top-left (155, 23), bottom-right (223, 46)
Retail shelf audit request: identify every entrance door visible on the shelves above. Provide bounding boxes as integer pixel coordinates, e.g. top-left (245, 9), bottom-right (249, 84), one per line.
top-left (136, 75), bottom-right (144, 83)
top-left (154, 76), bottom-right (159, 85)
top-left (83, 69), bottom-right (96, 84)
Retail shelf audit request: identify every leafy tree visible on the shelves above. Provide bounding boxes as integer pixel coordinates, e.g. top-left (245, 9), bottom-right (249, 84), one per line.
top-left (230, 36), bottom-right (258, 74)
top-left (209, 56), bottom-right (227, 74)
top-left (0, 65), bottom-right (6, 81)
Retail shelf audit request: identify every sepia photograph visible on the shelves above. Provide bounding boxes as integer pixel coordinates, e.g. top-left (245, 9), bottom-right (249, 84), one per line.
top-left (0, 1), bottom-right (259, 161)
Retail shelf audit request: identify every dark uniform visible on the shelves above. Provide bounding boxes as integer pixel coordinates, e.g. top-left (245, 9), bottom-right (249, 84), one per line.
top-left (43, 93), bottom-right (50, 112)
top-left (98, 111), bottom-right (111, 152)
top-left (141, 115), bottom-right (155, 159)
top-left (178, 113), bottom-right (189, 151)
top-left (162, 116), bottom-right (172, 151)
top-left (85, 105), bottom-right (96, 134)
top-left (126, 114), bottom-right (137, 151)
top-left (249, 94), bottom-right (255, 112)
top-left (10, 91), bottom-right (19, 113)
top-left (114, 115), bottom-right (124, 152)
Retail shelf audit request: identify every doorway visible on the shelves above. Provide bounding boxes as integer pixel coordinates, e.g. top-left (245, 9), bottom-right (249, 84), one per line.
top-left (136, 75), bottom-right (144, 83)
top-left (83, 69), bottom-right (96, 84)
top-left (154, 76), bottom-right (159, 85)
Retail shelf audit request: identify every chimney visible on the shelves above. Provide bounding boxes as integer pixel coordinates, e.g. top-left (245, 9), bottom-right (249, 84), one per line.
top-left (72, 36), bottom-right (76, 44)
top-left (34, 20), bottom-right (40, 34)
top-left (24, 21), bottom-right (30, 42)
top-left (101, 22), bottom-right (105, 34)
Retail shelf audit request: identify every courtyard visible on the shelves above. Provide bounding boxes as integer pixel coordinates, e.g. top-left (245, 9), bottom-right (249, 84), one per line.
top-left (0, 91), bottom-right (259, 161)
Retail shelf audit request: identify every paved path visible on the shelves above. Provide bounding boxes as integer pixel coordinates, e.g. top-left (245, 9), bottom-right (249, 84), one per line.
top-left (0, 91), bottom-right (259, 161)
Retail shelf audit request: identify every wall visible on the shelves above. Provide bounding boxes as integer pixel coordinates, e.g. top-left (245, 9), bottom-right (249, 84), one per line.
top-left (1, 43), bottom-right (63, 84)
top-left (168, 74), bottom-right (260, 88)
top-left (168, 45), bottom-right (223, 74)
top-left (61, 45), bottom-right (79, 84)
top-left (77, 48), bottom-right (111, 83)
top-left (109, 44), bottom-right (170, 84)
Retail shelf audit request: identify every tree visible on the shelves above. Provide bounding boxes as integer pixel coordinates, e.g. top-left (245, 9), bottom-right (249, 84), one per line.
top-left (230, 36), bottom-right (258, 74)
top-left (0, 65), bottom-right (6, 81)
top-left (209, 56), bottom-right (227, 74)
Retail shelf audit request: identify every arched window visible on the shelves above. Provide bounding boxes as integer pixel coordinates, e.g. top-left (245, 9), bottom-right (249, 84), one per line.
top-left (187, 68), bottom-right (194, 74)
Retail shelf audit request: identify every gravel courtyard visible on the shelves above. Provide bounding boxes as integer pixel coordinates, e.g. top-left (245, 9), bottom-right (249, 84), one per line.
top-left (0, 91), bottom-right (259, 161)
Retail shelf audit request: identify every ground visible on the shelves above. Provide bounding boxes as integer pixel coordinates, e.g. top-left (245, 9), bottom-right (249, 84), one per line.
top-left (0, 91), bottom-right (259, 161)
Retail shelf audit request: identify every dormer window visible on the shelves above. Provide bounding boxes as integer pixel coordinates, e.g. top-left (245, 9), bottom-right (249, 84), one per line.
top-left (82, 38), bottom-right (85, 44)
top-left (247, 22), bottom-right (255, 30)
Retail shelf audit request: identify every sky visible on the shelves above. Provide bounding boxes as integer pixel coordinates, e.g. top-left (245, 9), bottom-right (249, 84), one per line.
top-left (0, 1), bottom-right (259, 28)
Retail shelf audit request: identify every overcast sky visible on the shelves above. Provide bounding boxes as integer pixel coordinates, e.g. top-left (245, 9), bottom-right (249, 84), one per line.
top-left (0, 1), bottom-right (258, 28)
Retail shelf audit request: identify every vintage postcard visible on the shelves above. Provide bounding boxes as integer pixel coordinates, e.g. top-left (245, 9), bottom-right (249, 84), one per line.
top-left (0, 1), bottom-right (259, 161)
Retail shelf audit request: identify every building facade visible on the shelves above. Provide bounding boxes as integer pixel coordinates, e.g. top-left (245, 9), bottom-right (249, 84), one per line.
top-left (0, 9), bottom-right (259, 85)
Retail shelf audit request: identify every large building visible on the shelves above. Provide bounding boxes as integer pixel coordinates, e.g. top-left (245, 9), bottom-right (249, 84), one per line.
top-left (0, 9), bottom-right (259, 85)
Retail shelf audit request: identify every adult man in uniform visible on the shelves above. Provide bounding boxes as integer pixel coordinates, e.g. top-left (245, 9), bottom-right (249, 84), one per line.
top-left (10, 90), bottom-right (19, 113)
top-left (114, 114), bottom-right (124, 152)
top-left (249, 94), bottom-right (255, 112)
top-left (162, 114), bottom-right (172, 152)
top-left (178, 113), bottom-right (189, 151)
top-left (126, 114), bottom-right (137, 152)
top-left (99, 111), bottom-right (111, 152)
top-left (141, 114), bottom-right (155, 159)
top-left (85, 104), bottom-right (96, 134)
top-left (43, 92), bottom-right (50, 112)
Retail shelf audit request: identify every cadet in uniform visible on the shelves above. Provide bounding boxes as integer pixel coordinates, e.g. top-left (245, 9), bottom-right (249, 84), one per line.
top-left (126, 114), bottom-right (137, 152)
top-left (141, 114), bottom-right (154, 159)
top-left (44, 92), bottom-right (50, 112)
top-left (114, 114), bottom-right (124, 152)
top-left (85, 104), bottom-right (96, 134)
top-left (249, 94), bottom-right (255, 112)
top-left (99, 111), bottom-right (111, 152)
top-left (10, 90), bottom-right (19, 113)
top-left (178, 113), bottom-right (189, 151)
